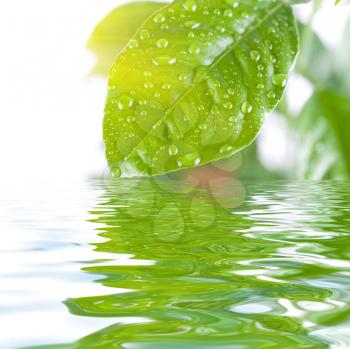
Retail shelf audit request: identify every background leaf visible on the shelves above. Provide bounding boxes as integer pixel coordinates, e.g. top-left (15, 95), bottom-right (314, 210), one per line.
top-left (87, 1), bottom-right (166, 75)
top-left (296, 90), bottom-right (350, 179)
top-left (296, 18), bottom-right (350, 94)
top-left (296, 22), bottom-right (334, 88)
top-left (104, 0), bottom-right (299, 178)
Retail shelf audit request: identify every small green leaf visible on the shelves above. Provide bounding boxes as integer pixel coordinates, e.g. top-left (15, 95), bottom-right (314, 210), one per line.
top-left (104, 0), bottom-right (299, 177)
top-left (296, 90), bottom-right (350, 180)
top-left (87, 2), bottom-right (166, 74)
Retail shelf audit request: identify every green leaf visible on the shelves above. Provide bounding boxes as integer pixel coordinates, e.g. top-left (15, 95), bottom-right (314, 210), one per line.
top-left (87, 2), bottom-right (166, 75)
top-left (296, 90), bottom-right (350, 180)
top-left (104, 0), bottom-right (299, 178)
top-left (296, 22), bottom-right (334, 88)
top-left (333, 17), bottom-right (350, 93)
top-left (296, 20), bottom-right (350, 94)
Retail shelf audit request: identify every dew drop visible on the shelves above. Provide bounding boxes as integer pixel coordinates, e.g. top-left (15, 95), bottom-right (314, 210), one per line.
top-left (250, 50), bottom-right (260, 62)
top-left (220, 144), bottom-right (233, 154)
top-left (144, 82), bottom-right (154, 89)
top-left (182, 0), bottom-right (197, 12)
top-left (152, 55), bottom-right (177, 66)
top-left (111, 166), bottom-right (121, 178)
top-left (126, 115), bottom-right (136, 122)
top-left (117, 94), bottom-right (134, 110)
top-left (128, 39), bottom-right (139, 49)
top-left (227, 88), bottom-right (235, 95)
top-left (144, 71), bottom-right (152, 78)
top-left (156, 38), bottom-right (168, 49)
top-left (178, 73), bottom-right (189, 81)
top-left (273, 74), bottom-right (287, 87)
top-left (223, 102), bottom-right (233, 110)
top-left (188, 44), bottom-right (200, 55)
top-left (268, 91), bottom-right (276, 99)
top-left (177, 152), bottom-right (201, 167)
top-left (168, 144), bottom-right (178, 156)
top-left (153, 13), bottom-right (166, 23)
top-left (240, 101), bottom-right (253, 114)
top-left (184, 20), bottom-right (200, 29)
top-left (162, 83), bottom-right (172, 90)
top-left (139, 29), bottom-right (150, 40)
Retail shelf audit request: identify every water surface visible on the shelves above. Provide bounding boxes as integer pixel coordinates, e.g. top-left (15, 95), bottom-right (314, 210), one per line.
top-left (2, 180), bottom-right (350, 348)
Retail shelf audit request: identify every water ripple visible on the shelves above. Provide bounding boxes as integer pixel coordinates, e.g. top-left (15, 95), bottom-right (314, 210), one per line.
top-left (4, 180), bottom-right (350, 348)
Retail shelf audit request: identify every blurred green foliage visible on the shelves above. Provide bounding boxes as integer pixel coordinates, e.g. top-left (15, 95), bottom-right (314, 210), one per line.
top-left (291, 12), bottom-right (350, 179)
top-left (296, 90), bottom-right (350, 179)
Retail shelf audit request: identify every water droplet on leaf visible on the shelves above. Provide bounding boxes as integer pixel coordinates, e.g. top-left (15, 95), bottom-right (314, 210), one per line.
top-left (153, 13), bottom-right (166, 23)
top-left (250, 50), bottom-right (260, 61)
top-left (144, 82), bottom-right (154, 89)
top-left (156, 38), bottom-right (168, 49)
top-left (117, 94), bottom-right (134, 110)
top-left (162, 83), bottom-right (172, 90)
top-left (273, 74), bottom-right (287, 87)
top-left (182, 0), bottom-right (197, 12)
top-left (139, 29), bottom-right (150, 40)
top-left (128, 39), bottom-right (139, 49)
top-left (241, 101), bottom-right (253, 114)
top-left (223, 102), bottom-right (233, 110)
top-left (220, 144), bottom-right (233, 154)
top-left (184, 20), bottom-right (200, 29)
top-left (168, 144), bottom-right (178, 156)
top-left (152, 55), bottom-right (177, 66)
top-left (177, 152), bottom-right (201, 167)
top-left (111, 166), bottom-right (121, 178)
top-left (188, 44), bottom-right (200, 55)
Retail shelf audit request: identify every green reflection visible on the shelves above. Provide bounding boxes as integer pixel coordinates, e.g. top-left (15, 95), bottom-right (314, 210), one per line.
top-left (26, 179), bottom-right (350, 349)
